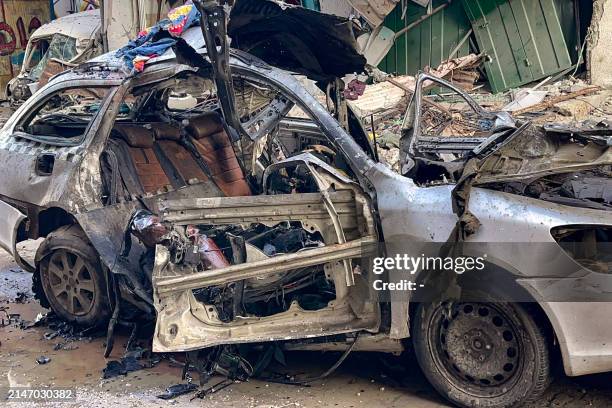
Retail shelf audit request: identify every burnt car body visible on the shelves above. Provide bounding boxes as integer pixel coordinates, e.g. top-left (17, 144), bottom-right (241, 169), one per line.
top-left (0, 2), bottom-right (611, 407)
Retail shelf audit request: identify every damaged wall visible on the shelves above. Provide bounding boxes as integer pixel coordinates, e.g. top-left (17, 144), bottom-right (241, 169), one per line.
top-left (0, 0), bottom-right (50, 96)
top-left (588, 0), bottom-right (612, 89)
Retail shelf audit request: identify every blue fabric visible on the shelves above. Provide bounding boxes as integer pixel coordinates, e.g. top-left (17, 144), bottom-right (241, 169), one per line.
top-left (117, 37), bottom-right (177, 71)
top-left (115, 2), bottom-right (201, 73)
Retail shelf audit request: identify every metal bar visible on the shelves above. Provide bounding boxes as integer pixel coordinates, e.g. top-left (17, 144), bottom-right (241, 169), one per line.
top-left (160, 191), bottom-right (357, 225)
top-left (447, 28), bottom-right (473, 60)
top-left (394, 1), bottom-right (451, 41)
top-left (155, 236), bottom-right (377, 294)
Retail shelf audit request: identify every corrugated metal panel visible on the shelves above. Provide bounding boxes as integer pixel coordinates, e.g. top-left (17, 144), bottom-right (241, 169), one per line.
top-left (379, 0), bottom-right (472, 75)
top-left (461, 0), bottom-right (573, 92)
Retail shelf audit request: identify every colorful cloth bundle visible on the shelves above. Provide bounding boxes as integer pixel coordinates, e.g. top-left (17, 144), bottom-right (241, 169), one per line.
top-left (165, 4), bottom-right (200, 36)
top-left (116, 1), bottom-right (201, 72)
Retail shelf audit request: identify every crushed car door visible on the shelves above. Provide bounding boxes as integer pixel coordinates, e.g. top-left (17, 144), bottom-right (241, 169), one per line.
top-left (151, 155), bottom-right (380, 352)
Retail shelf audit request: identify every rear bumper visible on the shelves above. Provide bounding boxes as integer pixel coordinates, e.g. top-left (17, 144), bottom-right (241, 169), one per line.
top-left (541, 301), bottom-right (612, 376)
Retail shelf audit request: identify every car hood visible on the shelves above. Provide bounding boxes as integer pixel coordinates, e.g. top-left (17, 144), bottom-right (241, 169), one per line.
top-left (228, 0), bottom-right (366, 81)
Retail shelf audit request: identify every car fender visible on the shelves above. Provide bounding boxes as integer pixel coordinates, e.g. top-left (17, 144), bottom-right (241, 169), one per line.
top-left (0, 199), bottom-right (34, 272)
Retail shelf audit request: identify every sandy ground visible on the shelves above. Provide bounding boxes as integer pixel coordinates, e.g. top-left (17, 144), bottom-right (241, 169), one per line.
top-left (1, 242), bottom-right (612, 408)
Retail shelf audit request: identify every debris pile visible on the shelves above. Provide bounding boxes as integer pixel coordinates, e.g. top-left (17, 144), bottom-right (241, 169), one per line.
top-left (350, 52), bottom-right (611, 174)
top-left (426, 53), bottom-right (484, 91)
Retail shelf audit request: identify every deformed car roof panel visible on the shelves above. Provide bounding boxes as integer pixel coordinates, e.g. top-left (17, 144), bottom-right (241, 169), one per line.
top-left (30, 9), bottom-right (101, 42)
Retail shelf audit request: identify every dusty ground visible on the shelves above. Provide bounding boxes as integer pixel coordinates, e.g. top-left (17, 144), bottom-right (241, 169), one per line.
top-left (1, 243), bottom-right (612, 408)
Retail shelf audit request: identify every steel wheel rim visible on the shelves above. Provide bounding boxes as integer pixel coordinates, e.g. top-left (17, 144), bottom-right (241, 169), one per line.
top-left (47, 249), bottom-right (96, 316)
top-left (427, 301), bottom-right (523, 398)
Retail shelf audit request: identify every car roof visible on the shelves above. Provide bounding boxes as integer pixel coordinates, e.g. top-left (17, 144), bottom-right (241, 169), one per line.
top-left (30, 9), bottom-right (101, 42)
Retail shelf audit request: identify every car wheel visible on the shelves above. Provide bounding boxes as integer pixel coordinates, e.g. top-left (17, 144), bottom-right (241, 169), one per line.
top-left (413, 300), bottom-right (551, 408)
top-left (37, 225), bottom-right (111, 327)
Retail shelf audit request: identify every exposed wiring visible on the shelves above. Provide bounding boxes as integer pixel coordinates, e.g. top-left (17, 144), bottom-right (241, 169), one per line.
top-left (259, 333), bottom-right (360, 386)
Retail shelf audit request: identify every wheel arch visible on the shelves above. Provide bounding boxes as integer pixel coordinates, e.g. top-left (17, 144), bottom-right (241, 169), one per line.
top-left (34, 206), bottom-right (77, 239)
top-left (408, 261), bottom-right (564, 372)
top-left (33, 223), bottom-right (112, 325)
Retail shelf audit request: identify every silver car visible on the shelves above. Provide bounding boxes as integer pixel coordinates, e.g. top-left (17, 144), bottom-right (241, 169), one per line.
top-left (0, 1), bottom-right (610, 407)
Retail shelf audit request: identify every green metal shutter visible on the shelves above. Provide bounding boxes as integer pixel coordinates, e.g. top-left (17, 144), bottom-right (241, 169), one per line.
top-left (461, 0), bottom-right (573, 92)
top-left (379, 0), bottom-right (472, 75)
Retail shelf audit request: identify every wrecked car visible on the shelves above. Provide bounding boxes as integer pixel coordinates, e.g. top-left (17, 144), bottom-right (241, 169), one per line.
top-left (0, 1), bottom-right (611, 407)
top-left (5, 9), bottom-right (102, 103)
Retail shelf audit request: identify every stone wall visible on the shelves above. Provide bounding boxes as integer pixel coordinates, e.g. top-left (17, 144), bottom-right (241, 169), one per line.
top-left (588, 0), bottom-right (612, 89)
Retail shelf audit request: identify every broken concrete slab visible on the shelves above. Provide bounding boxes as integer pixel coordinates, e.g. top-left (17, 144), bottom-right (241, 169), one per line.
top-left (348, 75), bottom-right (415, 119)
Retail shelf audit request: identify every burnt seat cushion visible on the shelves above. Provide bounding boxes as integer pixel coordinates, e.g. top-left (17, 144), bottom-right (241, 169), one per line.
top-left (113, 124), bottom-right (170, 193)
top-left (187, 113), bottom-right (251, 197)
top-left (114, 124), bottom-right (155, 147)
top-left (151, 123), bottom-right (181, 141)
top-left (149, 123), bottom-right (208, 184)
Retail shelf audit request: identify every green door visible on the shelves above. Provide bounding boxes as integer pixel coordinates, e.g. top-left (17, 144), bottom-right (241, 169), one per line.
top-left (461, 0), bottom-right (572, 92)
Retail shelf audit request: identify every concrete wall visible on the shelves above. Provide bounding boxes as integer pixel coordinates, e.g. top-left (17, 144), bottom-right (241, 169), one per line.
top-left (588, 0), bottom-right (612, 89)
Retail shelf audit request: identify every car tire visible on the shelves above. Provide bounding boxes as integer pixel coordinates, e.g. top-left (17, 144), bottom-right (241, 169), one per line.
top-left (36, 225), bottom-right (111, 327)
top-left (412, 299), bottom-right (551, 408)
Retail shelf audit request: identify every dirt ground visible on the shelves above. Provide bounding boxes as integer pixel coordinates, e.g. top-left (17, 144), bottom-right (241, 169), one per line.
top-left (2, 242), bottom-right (612, 408)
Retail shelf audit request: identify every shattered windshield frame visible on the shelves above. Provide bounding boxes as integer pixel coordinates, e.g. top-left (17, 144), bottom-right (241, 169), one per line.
top-left (30, 34), bottom-right (78, 80)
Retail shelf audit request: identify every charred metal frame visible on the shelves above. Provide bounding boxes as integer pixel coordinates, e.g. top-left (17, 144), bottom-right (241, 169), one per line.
top-left (153, 158), bottom-right (380, 351)
top-left (0, 35), bottom-right (611, 376)
top-left (193, 0), bottom-right (245, 140)
top-left (401, 73), bottom-right (515, 162)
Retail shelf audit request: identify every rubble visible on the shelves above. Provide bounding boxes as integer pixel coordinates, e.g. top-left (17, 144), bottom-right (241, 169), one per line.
top-left (425, 53), bottom-right (483, 91)
top-left (348, 75), bottom-right (415, 119)
top-left (512, 86), bottom-right (601, 115)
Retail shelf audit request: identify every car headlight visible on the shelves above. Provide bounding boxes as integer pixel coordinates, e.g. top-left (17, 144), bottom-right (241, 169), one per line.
top-left (551, 225), bottom-right (611, 274)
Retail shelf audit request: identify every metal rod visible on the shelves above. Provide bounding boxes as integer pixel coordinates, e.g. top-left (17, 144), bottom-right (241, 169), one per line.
top-left (155, 237), bottom-right (377, 294)
top-left (447, 28), bottom-right (473, 60)
top-left (394, 1), bottom-right (451, 40)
